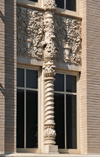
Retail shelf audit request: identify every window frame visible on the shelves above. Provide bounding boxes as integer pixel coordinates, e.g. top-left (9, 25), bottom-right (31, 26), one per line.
top-left (56, 0), bottom-right (79, 16)
top-left (17, 64), bottom-right (41, 153)
top-left (54, 69), bottom-right (80, 154)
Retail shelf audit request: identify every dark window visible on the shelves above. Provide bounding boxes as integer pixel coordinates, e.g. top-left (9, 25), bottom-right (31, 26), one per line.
top-left (17, 89), bottom-right (24, 148)
top-left (66, 94), bottom-right (77, 149)
top-left (54, 73), bottom-right (64, 91)
top-left (55, 0), bottom-right (64, 9)
top-left (26, 90), bottom-right (38, 148)
top-left (54, 93), bottom-right (65, 149)
top-left (54, 73), bottom-right (77, 150)
top-left (66, 0), bottom-right (76, 11)
top-left (55, 0), bottom-right (76, 11)
top-left (17, 68), bottom-right (38, 149)
top-left (66, 75), bottom-right (76, 93)
top-left (17, 68), bottom-right (24, 87)
top-left (26, 69), bottom-right (38, 89)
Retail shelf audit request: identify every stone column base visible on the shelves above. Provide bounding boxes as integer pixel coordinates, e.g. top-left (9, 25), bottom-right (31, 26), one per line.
top-left (44, 145), bottom-right (59, 154)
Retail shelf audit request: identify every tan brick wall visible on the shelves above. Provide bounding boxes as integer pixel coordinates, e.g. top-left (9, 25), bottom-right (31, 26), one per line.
top-left (0, 0), bottom-right (17, 153)
top-left (79, 0), bottom-right (100, 153)
top-left (0, 0), bottom-right (5, 153)
top-left (87, 0), bottom-right (100, 153)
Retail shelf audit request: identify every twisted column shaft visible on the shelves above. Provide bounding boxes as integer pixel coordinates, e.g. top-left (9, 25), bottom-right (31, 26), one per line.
top-left (43, 0), bottom-right (57, 146)
top-left (44, 77), bottom-right (56, 145)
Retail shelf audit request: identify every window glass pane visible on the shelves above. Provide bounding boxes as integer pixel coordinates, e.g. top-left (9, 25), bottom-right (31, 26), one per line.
top-left (66, 0), bottom-right (76, 11)
top-left (26, 69), bottom-right (38, 89)
top-left (66, 75), bottom-right (76, 92)
top-left (66, 94), bottom-right (77, 149)
top-left (17, 89), bottom-right (24, 148)
top-left (54, 93), bottom-right (65, 149)
top-left (26, 90), bottom-right (38, 148)
top-left (17, 68), bottom-right (24, 87)
top-left (55, 0), bottom-right (64, 9)
top-left (54, 73), bottom-right (64, 91)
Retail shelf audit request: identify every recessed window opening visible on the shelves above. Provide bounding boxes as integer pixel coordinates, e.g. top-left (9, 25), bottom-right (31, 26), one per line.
top-left (17, 68), bottom-right (38, 150)
top-left (54, 72), bottom-right (77, 151)
top-left (55, 0), bottom-right (76, 11)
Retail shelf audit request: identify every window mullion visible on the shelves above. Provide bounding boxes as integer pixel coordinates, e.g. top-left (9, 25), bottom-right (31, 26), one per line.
top-left (64, 0), bottom-right (66, 10)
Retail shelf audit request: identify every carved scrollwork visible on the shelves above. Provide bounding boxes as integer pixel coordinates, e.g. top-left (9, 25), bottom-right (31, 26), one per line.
top-left (43, 61), bottom-right (56, 77)
top-left (55, 15), bottom-right (82, 65)
top-left (44, 127), bottom-right (56, 145)
top-left (44, 127), bottom-right (56, 137)
top-left (17, 6), bottom-right (44, 60)
top-left (43, 0), bottom-right (56, 11)
top-left (17, 6), bottom-right (82, 65)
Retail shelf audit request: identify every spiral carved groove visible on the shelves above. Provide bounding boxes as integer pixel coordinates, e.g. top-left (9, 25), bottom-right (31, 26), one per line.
top-left (44, 78), bottom-right (55, 124)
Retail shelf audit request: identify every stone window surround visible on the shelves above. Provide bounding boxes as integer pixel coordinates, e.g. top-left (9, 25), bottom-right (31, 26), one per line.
top-left (16, 0), bottom-right (80, 18)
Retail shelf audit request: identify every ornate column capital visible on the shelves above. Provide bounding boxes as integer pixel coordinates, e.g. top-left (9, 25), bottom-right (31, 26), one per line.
top-left (43, 0), bottom-right (56, 11)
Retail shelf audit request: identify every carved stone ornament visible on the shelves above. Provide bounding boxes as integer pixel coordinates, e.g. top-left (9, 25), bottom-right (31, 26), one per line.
top-left (43, 0), bottom-right (56, 11)
top-left (17, 6), bottom-right (82, 65)
top-left (44, 127), bottom-right (56, 145)
top-left (17, 6), bottom-right (44, 60)
top-left (42, 0), bottom-right (57, 146)
top-left (17, 0), bottom-right (82, 150)
top-left (55, 15), bottom-right (82, 65)
top-left (43, 61), bottom-right (56, 77)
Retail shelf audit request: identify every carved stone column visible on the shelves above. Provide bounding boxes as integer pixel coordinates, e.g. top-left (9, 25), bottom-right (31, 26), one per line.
top-left (42, 0), bottom-right (58, 153)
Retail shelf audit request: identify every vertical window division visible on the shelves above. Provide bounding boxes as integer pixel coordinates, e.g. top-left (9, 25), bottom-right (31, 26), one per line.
top-left (56, 0), bottom-right (76, 11)
top-left (17, 67), bottom-right (38, 151)
top-left (54, 72), bottom-right (77, 152)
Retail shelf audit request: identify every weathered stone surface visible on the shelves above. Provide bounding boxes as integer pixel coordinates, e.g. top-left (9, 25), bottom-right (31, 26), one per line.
top-left (17, 6), bottom-right (44, 60)
top-left (54, 15), bottom-right (82, 65)
top-left (17, 6), bottom-right (82, 66)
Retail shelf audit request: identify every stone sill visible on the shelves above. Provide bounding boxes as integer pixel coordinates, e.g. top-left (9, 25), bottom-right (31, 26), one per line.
top-left (1, 153), bottom-right (100, 157)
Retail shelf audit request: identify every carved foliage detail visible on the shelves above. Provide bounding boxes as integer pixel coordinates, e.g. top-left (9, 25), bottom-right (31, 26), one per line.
top-left (55, 15), bottom-right (82, 65)
top-left (43, 0), bottom-right (56, 11)
top-left (17, 6), bottom-right (82, 65)
top-left (43, 11), bottom-right (57, 77)
top-left (17, 6), bottom-right (44, 60)
top-left (44, 127), bottom-right (56, 138)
